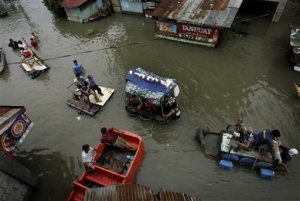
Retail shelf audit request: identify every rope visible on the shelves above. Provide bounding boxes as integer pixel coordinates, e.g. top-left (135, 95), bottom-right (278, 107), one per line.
top-left (7, 38), bottom-right (158, 65)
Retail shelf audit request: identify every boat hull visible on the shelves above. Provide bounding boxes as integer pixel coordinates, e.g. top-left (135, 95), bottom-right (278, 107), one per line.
top-left (67, 129), bottom-right (144, 201)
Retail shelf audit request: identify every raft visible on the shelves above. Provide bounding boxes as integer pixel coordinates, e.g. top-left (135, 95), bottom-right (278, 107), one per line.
top-left (196, 126), bottom-right (288, 175)
top-left (66, 86), bottom-right (114, 116)
top-left (20, 48), bottom-right (49, 78)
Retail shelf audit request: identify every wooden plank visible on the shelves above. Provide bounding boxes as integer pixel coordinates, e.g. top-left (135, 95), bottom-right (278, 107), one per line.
top-left (66, 99), bottom-right (100, 116)
top-left (88, 87), bottom-right (115, 106)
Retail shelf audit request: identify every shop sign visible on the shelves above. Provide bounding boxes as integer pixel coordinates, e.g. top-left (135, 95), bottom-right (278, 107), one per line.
top-left (156, 21), bottom-right (177, 34)
top-left (178, 24), bottom-right (219, 43)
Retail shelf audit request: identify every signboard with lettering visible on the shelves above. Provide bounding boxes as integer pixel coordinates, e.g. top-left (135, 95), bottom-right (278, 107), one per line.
top-left (155, 21), bottom-right (220, 46)
top-left (177, 24), bottom-right (219, 44)
top-left (0, 113), bottom-right (33, 155)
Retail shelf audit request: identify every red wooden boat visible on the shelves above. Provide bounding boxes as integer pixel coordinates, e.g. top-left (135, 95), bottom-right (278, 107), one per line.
top-left (67, 129), bottom-right (144, 201)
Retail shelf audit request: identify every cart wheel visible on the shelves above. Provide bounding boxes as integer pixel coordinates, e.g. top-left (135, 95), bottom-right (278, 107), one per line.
top-left (125, 106), bottom-right (138, 116)
top-left (139, 113), bottom-right (153, 121)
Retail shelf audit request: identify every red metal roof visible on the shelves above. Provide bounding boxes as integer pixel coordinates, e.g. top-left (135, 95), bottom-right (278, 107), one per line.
top-left (84, 184), bottom-right (202, 201)
top-left (61, 0), bottom-right (88, 9)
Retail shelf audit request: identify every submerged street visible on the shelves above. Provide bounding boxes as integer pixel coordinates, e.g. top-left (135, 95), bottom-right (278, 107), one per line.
top-left (0, 0), bottom-right (300, 200)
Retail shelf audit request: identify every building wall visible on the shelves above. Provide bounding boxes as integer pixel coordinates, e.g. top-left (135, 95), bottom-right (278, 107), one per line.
top-left (120, 0), bottom-right (143, 14)
top-left (155, 21), bottom-right (220, 47)
top-left (111, 0), bottom-right (121, 13)
top-left (96, 0), bottom-right (103, 10)
top-left (65, 1), bottom-right (103, 23)
top-left (65, 8), bottom-right (83, 22)
top-left (80, 2), bottom-right (99, 21)
top-left (0, 171), bottom-right (33, 201)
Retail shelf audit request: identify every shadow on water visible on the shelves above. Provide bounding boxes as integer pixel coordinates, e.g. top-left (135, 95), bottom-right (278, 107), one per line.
top-left (0, 64), bottom-right (11, 81)
top-left (15, 148), bottom-right (78, 201)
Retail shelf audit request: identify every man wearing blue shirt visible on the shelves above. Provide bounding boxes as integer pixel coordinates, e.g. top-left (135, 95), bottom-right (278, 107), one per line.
top-left (73, 60), bottom-right (84, 75)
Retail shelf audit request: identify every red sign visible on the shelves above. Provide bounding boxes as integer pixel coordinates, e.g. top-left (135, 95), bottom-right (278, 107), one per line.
top-left (178, 24), bottom-right (219, 40)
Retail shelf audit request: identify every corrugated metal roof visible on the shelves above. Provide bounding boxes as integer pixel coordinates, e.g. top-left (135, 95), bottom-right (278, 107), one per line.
top-left (151, 0), bottom-right (243, 28)
top-left (61, 0), bottom-right (88, 8)
top-left (160, 189), bottom-right (201, 201)
top-left (84, 184), bottom-right (201, 201)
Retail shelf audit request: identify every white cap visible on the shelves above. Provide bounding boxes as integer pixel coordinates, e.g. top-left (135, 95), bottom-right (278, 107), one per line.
top-left (233, 132), bottom-right (240, 138)
top-left (288, 148), bottom-right (298, 157)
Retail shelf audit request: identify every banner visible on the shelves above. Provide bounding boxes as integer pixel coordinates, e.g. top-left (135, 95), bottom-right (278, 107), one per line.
top-left (0, 114), bottom-right (33, 153)
top-left (178, 24), bottom-right (218, 38)
top-left (7, 113), bottom-right (32, 139)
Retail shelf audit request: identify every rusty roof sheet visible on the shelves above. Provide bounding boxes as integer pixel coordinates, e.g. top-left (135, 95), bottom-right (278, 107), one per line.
top-left (61, 0), bottom-right (88, 8)
top-left (151, 0), bottom-right (243, 28)
top-left (84, 184), bottom-right (201, 201)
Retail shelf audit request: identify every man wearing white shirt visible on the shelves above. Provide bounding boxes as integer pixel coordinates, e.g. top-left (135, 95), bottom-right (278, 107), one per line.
top-left (81, 144), bottom-right (95, 172)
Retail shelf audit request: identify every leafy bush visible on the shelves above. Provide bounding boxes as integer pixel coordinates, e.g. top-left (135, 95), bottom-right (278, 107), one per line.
top-left (43, 0), bottom-right (66, 17)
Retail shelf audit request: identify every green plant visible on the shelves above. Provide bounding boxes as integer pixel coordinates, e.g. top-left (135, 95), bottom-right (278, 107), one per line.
top-left (43, 0), bottom-right (66, 17)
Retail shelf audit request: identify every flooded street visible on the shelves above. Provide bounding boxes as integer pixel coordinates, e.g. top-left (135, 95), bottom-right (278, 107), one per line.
top-left (1, 0), bottom-right (300, 200)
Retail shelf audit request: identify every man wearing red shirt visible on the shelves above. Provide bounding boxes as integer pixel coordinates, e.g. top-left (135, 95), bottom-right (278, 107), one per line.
top-left (100, 127), bottom-right (136, 151)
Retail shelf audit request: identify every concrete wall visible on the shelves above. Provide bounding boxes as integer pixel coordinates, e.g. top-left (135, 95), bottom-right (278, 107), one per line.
top-left (65, 8), bottom-right (83, 23)
top-left (0, 171), bottom-right (33, 201)
top-left (65, 0), bottom-right (103, 23)
top-left (0, 153), bottom-right (38, 201)
top-left (80, 2), bottom-right (99, 22)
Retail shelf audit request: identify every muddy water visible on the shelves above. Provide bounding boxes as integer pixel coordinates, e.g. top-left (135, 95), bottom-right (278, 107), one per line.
top-left (0, 0), bottom-right (300, 200)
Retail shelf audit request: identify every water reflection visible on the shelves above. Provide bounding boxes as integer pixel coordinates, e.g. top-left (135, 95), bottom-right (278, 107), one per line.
top-left (15, 149), bottom-right (77, 201)
top-left (52, 14), bottom-right (127, 43)
top-left (0, 64), bottom-right (11, 82)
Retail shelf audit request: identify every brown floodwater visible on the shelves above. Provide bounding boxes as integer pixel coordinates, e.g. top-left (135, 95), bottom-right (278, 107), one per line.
top-left (0, 0), bottom-right (300, 200)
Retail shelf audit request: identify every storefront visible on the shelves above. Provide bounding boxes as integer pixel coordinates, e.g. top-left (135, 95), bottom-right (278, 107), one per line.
top-left (151, 0), bottom-right (242, 47)
top-left (156, 21), bottom-right (220, 47)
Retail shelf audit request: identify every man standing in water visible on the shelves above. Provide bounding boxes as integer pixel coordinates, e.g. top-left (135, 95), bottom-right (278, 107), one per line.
top-left (73, 60), bottom-right (84, 76)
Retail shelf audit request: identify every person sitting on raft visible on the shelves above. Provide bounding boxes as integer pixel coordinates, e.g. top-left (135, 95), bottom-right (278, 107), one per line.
top-left (278, 146), bottom-right (298, 171)
top-left (237, 129), bottom-right (282, 162)
top-left (20, 47), bottom-right (33, 60)
top-left (17, 40), bottom-right (26, 49)
top-left (77, 77), bottom-right (101, 103)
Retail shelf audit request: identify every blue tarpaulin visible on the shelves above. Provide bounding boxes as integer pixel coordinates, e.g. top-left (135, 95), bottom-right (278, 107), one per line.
top-left (125, 68), bottom-right (178, 106)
